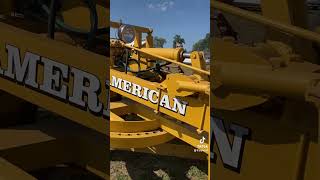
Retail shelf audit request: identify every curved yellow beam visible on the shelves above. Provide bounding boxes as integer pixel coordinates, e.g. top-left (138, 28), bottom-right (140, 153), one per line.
top-left (110, 130), bottom-right (174, 149)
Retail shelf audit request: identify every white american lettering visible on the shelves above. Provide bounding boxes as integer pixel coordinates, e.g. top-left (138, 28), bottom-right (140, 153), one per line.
top-left (0, 44), bottom-right (105, 117)
top-left (110, 76), bottom-right (187, 115)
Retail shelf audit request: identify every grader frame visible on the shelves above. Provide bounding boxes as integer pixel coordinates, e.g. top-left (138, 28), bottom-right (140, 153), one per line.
top-left (109, 20), bottom-right (211, 175)
top-left (212, 0), bottom-right (320, 179)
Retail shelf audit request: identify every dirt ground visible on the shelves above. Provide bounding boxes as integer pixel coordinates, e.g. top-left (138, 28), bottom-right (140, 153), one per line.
top-left (110, 151), bottom-right (208, 180)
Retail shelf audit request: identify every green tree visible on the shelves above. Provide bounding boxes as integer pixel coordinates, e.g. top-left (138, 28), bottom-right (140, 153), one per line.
top-left (153, 36), bottom-right (167, 48)
top-left (173, 34), bottom-right (185, 48)
top-left (192, 33), bottom-right (210, 53)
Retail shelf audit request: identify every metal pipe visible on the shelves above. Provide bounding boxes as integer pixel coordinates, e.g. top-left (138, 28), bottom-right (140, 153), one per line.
top-left (48, 0), bottom-right (57, 39)
top-left (214, 62), bottom-right (320, 99)
top-left (176, 81), bottom-right (210, 95)
top-left (111, 21), bottom-right (153, 34)
top-left (124, 44), bottom-right (210, 75)
top-left (212, 1), bottom-right (320, 44)
top-left (182, 53), bottom-right (191, 59)
top-left (140, 48), bottom-right (184, 61)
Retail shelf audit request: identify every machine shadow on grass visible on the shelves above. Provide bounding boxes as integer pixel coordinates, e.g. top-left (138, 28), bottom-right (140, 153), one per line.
top-left (110, 151), bottom-right (208, 180)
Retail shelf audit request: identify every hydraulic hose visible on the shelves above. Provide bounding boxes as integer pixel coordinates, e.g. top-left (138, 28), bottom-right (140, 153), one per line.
top-left (47, 0), bottom-right (58, 39)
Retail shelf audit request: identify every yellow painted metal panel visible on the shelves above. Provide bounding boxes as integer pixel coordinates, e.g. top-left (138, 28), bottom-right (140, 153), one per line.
top-left (0, 22), bottom-right (108, 134)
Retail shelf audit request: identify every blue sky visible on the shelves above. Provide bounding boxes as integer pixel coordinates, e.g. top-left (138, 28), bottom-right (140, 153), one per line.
top-left (110, 0), bottom-right (210, 51)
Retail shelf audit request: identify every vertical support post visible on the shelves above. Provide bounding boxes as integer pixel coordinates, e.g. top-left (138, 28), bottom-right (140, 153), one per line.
top-left (146, 33), bottom-right (153, 48)
top-left (134, 31), bottom-right (142, 48)
top-left (146, 32), bottom-right (155, 68)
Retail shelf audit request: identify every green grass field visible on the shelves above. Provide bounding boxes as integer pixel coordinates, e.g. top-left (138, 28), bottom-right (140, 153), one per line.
top-left (110, 151), bottom-right (208, 180)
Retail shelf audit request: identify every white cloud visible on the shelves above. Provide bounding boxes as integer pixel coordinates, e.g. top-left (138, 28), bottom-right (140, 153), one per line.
top-left (147, 4), bottom-right (154, 9)
top-left (147, 0), bottom-right (175, 12)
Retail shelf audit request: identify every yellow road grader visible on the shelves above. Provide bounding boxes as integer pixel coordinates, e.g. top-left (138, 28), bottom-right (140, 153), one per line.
top-left (109, 21), bottom-right (211, 177)
top-left (0, 0), bottom-right (212, 179)
top-left (0, 0), bottom-right (108, 179)
top-left (212, 0), bottom-right (320, 179)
